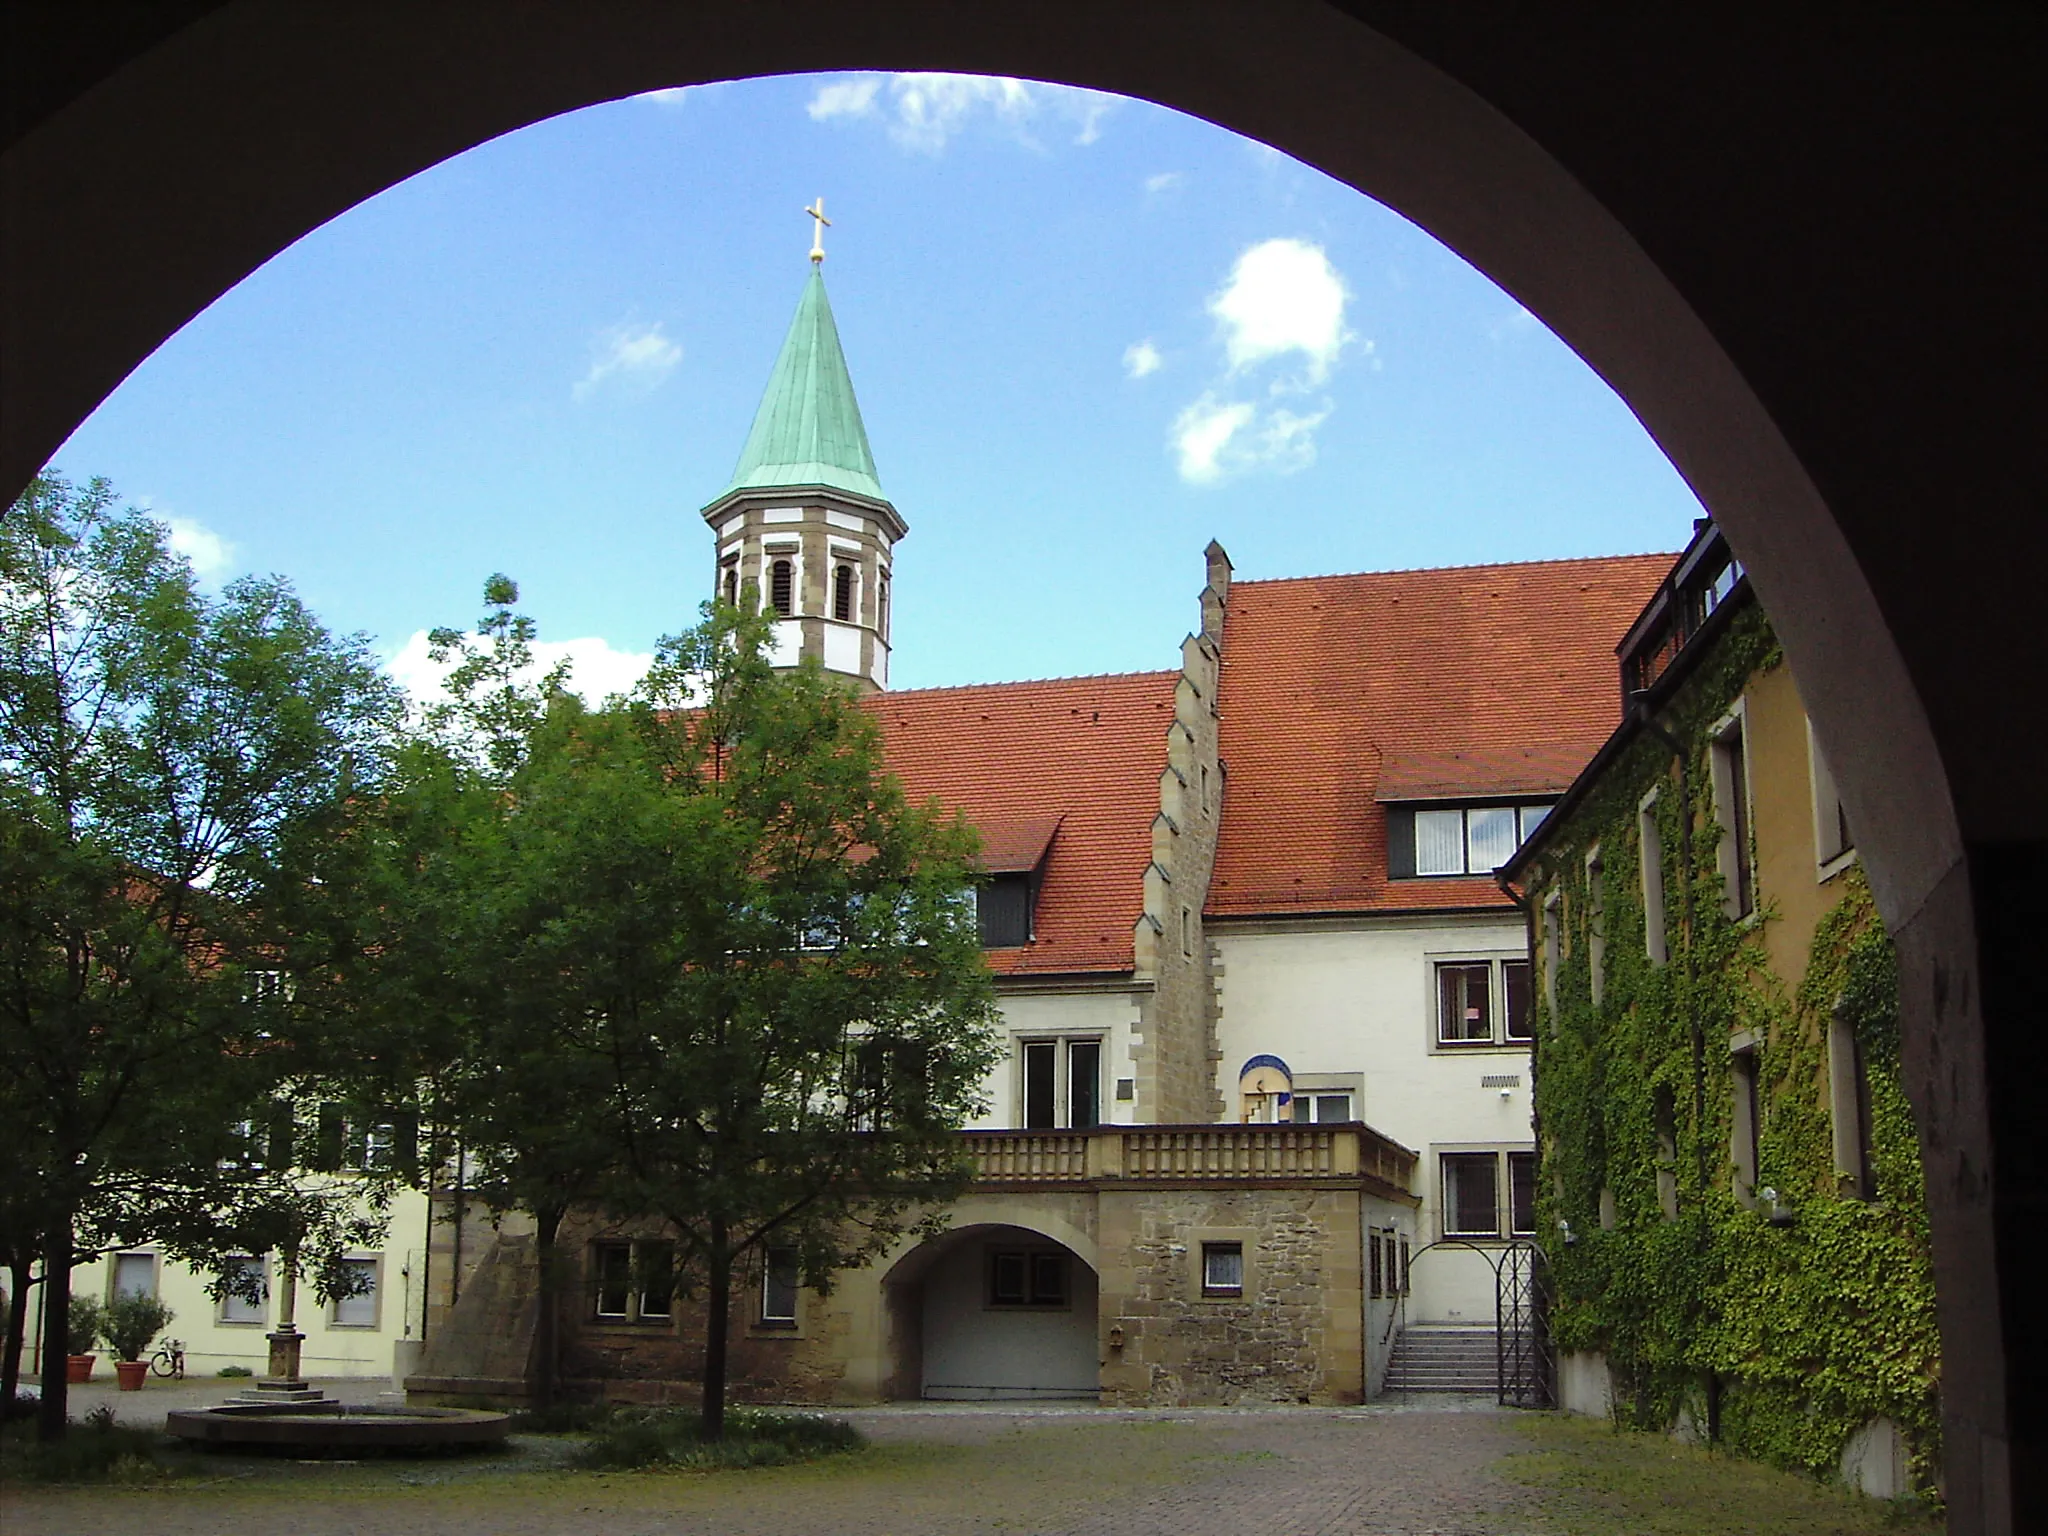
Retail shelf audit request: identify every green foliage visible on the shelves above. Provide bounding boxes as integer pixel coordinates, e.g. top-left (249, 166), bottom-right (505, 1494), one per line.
top-left (1527, 603), bottom-right (1939, 1495)
top-left (217, 1363), bottom-right (254, 1377)
top-left (101, 1291), bottom-right (173, 1362)
top-left (66, 1295), bottom-right (105, 1355)
top-left (0, 1411), bottom-right (185, 1484)
top-left (571, 1405), bottom-right (863, 1471)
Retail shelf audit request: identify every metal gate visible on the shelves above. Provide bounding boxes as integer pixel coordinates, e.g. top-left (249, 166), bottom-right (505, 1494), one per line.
top-left (1494, 1240), bottom-right (1553, 1408)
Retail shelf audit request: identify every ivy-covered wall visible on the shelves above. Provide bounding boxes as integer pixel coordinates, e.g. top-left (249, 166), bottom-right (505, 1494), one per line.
top-left (1526, 600), bottom-right (1940, 1493)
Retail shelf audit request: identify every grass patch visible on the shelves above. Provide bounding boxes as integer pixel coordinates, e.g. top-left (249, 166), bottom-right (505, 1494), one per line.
top-left (0, 1408), bottom-right (187, 1486)
top-left (571, 1405), bottom-right (863, 1472)
top-left (1498, 1413), bottom-right (1943, 1536)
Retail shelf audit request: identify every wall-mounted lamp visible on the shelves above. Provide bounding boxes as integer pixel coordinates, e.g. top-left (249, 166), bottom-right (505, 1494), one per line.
top-left (1557, 1218), bottom-right (1576, 1246)
top-left (1759, 1187), bottom-right (1796, 1227)
top-left (1499, 1086), bottom-right (1513, 1100)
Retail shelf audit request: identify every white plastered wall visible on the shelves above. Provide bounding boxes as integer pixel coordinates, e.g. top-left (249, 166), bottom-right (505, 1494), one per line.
top-left (1213, 913), bottom-right (1533, 1324)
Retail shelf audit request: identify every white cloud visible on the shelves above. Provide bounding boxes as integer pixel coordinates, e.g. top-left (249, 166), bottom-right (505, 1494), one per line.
top-left (1209, 238), bottom-right (1350, 383)
top-left (165, 516), bottom-right (237, 585)
top-left (806, 72), bottom-right (1119, 154)
top-left (1489, 303), bottom-right (1540, 343)
top-left (1123, 340), bottom-right (1162, 379)
top-left (1144, 171), bottom-right (1185, 196)
top-left (806, 77), bottom-right (880, 120)
top-left (638, 87), bottom-right (691, 108)
top-left (1171, 395), bottom-right (1256, 485)
top-left (572, 321), bottom-right (681, 403)
top-left (385, 630), bottom-right (657, 712)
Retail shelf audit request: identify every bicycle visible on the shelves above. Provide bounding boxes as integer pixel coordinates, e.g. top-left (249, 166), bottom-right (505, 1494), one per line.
top-left (148, 1337), bottom-right (186, 1380)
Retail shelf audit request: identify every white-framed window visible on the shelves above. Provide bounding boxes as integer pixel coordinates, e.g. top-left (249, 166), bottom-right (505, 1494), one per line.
top-left (1828, 1001), bottom-right (1877, 1201)
top-left (1405, 803), bottom-right (1554, 877)
top-left (989, 1249), bottom-right (1069, 1309)
top-left (1541, 887), bottom-right (1562, 1014)
top-left (112, 1252), bottom-right (157, 1300)
top-left (1710, 706), bottom-right (1755, 919)
top-left (217, 1256), bottom-right (268, 1326)
top-left (1808, 720), bottom-right (1856, 875)
top-left (331, 1257), bottom-right (381, 1328)
top-left (761, 1247), bottom-right (800, 1326)
top-left (1019, 1036), bottom-right (1103, 1129)
top-left (1639, 790), bottom-right (1668, 965)
top-left (591, 1239), bottom-right (675, 1324)
top-left (1200, 1242), bottom-right (1244, 1298)
top-left (1439, 1149), bottom-right (1538, 1239)
top-left (1586, 845), bottom-right (1606, 1005)
top-left (1730, 1041), bottom-right (1761, 1206)
top-left (1433, 957), bottom-right (1534, 1047)
top-left (1289, 1091), bottom-right (1354, 1124)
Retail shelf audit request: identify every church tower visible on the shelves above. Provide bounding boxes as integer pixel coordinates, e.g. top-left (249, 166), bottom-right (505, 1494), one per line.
top-left (701, 206), bottom-right (904, 693)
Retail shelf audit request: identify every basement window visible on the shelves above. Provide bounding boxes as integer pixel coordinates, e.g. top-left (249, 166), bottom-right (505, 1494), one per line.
top-left (1201, 1242), bottom-right (1244, 1298)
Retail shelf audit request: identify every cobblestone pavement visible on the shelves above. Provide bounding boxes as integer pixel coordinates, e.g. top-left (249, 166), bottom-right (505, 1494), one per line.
top-left (4, 1394), bottom-right (1548, 1536)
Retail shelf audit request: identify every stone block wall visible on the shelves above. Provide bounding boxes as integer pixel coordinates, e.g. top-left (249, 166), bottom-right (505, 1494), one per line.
top-left (1097, 1185), bottom-right (1364, 1405)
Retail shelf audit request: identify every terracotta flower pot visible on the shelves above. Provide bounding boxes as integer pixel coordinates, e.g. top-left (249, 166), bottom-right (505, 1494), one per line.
top-left (115, 1359), bottom-right (149, 1391)
top-left (66, 1353), bottom-right (96, 1383)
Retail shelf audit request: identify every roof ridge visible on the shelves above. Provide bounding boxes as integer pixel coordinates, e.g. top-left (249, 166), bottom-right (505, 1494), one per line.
top-left (1230, 550), bottom-right (1679, 588)
top-left (877, 669), bottom-right (1181, 699)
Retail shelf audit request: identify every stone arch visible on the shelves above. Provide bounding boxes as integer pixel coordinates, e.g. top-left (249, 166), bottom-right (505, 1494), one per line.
top-left (7, 10), bottom-right (2037, 1528)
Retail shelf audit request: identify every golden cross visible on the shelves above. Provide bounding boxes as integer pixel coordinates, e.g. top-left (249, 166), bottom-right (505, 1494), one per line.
top-left (804, 198), bottom-right (831, 264)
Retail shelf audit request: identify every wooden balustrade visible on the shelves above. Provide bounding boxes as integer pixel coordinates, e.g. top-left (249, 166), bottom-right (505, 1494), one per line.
top-left (962, 1123), bottom-right (1417, 1191)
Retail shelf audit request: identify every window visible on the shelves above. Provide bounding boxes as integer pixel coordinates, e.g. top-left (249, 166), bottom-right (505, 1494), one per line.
top-left (1434, 958), bottom-right (1531, 1047)
top-left (1368, 1231), bottom-right (1384, 1298)
top-left (112, 1253), bottom-right (156, 1300)
top-left (332, 1257), bottom-right (379, 1328)
top-left (832, 562), bottom-right (854, 621)
top-left (1711, 711), bottom-right (1755, 918)
top-left (218, 1257), bottom-right (267, 1325)
top-left (1508, 1152), bottom-right (1537, 1235)
top-left (761, 1248), bottom-right (800, 1326)
top-left (1542, 887), bottom-right (1562, 1014)
top-left (1583, 847), bottom-right (1609, 997)
top-left (593, 1242), bottom-right (632, 1319)
top-left (1640, 791), bottom-right (1669, 965)
top-left (877, 569), bottom-right (890, 638)
top-left (1180, 905), bottom-right (1192, 958)
top-left (1397, 1234), bottom-right (1410, 1295)
top-left (1442, 1153), bottom-right (1501, 1238)
top-left (1731, 1045), bottom-right (1761, 1205)
top-left (590, 1238), bottom-right (676, 1323)
top-left (976, 873), bottom-right (1034, 947)
top-left (1290, 1092), bottom-right (1352, 1124)
top-left (989, 1249), bottom-right (1069, 1307)
top-left (769, 557), bottom-right (794, 615)
top-left (1020, 1037), bottom-right (1102, 1129)
top-left (1809, 721), bottom-right (1855, 872)
top-left (1201, 1242), bottom-right (1244, 1297)
top-left (1654, 1085), bottom-right (1680, 1219)
top-left (1396, 803), bottom-right (1555, 877)
top-left (1828, 1002), bottom-right (1878, 1201)
top-left (721, 558), bottom-right (739, 606)
top-left (638, 1242), bottom-right (675, 1320)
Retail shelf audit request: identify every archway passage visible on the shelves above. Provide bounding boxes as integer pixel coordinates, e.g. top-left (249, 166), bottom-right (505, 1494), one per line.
top-left (7, 8), bottom-right (2042, 1531)
top-left (884, 1224), bottom-right (1100, 1402)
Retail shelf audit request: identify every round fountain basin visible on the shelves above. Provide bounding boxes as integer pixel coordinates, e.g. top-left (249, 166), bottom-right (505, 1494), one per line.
top-left (167, 1401), bottom-right (512, 1452)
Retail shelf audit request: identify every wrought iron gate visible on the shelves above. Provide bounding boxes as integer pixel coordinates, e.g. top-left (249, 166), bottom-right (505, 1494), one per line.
top-left (1494, 1240), bottom-right (1553, 1408)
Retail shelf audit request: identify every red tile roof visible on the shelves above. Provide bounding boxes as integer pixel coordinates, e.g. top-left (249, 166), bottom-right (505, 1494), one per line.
top-left (1208, 555), bottom-right (1672, 918)
top-left (868, 673), bottom-right (1178, 976)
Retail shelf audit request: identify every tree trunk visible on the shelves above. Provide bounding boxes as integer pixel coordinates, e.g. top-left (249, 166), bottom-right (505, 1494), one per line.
top-left (2, 1258), bottom-right (32, 1407)
top-left (36, 1230), bottom-right (70, 1442)
top-left (701, 1221), bottom-right (729, 1441)
top-left (531, 1205), bottom-right (564, 1412)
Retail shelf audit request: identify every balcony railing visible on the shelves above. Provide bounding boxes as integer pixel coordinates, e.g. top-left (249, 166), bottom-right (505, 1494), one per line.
top-left (962, 1123), bottom-right (1417, 1193)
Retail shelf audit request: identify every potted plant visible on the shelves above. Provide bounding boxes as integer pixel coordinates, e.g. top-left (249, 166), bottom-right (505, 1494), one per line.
top-left (66, 1295), bottom-right (105, 1382)
top-left (103, 1292), bottom-right (175, 1391)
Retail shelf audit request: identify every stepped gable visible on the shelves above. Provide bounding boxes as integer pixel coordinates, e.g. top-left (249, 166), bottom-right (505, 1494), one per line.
top-left (868, 671), bottom-right (1180, 976)
top-left (1209, 554), bottom-right (1672, 917)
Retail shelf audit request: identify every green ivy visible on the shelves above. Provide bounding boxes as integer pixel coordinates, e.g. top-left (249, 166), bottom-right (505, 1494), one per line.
top-left (1529, 603), bottom-right (1940, 1495)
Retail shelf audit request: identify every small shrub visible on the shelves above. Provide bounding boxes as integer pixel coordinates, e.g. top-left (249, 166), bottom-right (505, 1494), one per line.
top-left (66, 1296), bottom-right (106, 1355)
top-left (217, 1364), bottom-right (254, 1378)
top-left (573, 1406), bottom-right (863, 1472)
top-left (508, 1401), bottom-right (616, 1434)
top-left (102, 1292), bottom-right (175, 1362)
top-left (0, 1410), bottom-right (186, 1484)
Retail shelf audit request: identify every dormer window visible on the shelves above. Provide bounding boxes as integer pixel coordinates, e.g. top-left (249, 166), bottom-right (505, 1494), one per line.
top-left (1388, 802), bottom-right (1554, 878)
top-left (769, 558), bottom-right (794, 616)
top-left (833, 563), bottom-right (854, 622)
top-left (978, 873), bottom-right (1034, 947)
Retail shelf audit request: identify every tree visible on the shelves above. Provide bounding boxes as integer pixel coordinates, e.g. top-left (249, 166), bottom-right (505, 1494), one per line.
top-left (0, 472), bottom-right (404, 1436)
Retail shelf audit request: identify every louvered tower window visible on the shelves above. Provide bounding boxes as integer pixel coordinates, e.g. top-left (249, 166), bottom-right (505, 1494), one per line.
top-left (833, 563), bottom-right (854, 621)
top-left (770, 558), bottom-right (794, 616)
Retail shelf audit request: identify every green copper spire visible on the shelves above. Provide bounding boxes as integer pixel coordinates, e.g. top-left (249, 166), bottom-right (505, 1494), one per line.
top-left (723, 269), bottom-right (884, 503)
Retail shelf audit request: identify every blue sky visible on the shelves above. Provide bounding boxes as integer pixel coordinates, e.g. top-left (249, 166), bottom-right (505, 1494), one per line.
top-left (50, 72), bottom-right (1703, 698)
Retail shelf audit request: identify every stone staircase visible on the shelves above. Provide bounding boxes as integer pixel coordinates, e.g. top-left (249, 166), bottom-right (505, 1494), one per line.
top-left (1383, 1325), bottom-right (1499, 1395)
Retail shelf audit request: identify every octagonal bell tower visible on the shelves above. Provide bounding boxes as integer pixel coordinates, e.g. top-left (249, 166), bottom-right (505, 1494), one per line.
top-left (702, 228), bottom-right (904, 693)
